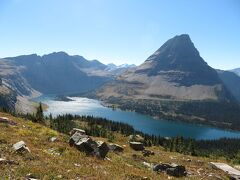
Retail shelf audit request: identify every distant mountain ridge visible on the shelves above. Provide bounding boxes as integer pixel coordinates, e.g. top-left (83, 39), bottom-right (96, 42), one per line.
top-left (105, 63), bottom-right (136, 76)
top-left (217, 69), bottom-right (240, 102)
top-left (0, 52), bottom-right (111, 95)
top-left (230, 68), bottom-right (240, 77)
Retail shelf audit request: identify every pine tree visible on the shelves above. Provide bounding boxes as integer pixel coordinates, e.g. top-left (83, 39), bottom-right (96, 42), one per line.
top-left (36, 102), bottom-right (44, 124)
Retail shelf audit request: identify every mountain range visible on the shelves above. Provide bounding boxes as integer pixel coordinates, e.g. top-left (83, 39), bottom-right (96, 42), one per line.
top-left (0, 52), bottom-right (136, 112)
top-left (0, 34), bottom-right (239, 129)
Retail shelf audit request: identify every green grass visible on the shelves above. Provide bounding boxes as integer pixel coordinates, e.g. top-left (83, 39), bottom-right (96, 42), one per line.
top-left (0, 112), bottom-right (231, 179)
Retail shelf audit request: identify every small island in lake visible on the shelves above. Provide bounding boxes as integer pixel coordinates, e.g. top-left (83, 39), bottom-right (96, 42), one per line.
top-left (54, 95), bottom-right (74, 102)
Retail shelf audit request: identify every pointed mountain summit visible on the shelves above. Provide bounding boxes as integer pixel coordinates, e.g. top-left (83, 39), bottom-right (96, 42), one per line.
top-left (146, 34), bottom-right (200, 64)
top-left (132, 34), bottom-right (222, 86)
top-left (97, 34), bottom-right (234, 102)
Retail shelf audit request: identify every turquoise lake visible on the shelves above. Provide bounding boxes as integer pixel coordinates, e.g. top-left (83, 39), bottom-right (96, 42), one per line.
top-left (35, 96), bottom-right (240, 140)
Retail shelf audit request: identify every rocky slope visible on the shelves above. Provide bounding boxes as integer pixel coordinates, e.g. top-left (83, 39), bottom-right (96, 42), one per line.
top-left (217, 70), bottom-right (240, 102)
top-left (0, 112), bottom-right (232, 179)
top-left (0, 79), bottom-right (17, 111)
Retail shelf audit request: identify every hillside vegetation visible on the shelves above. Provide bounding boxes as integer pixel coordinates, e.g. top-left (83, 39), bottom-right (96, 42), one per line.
top-left (0, 112), bottom-right (235, 179)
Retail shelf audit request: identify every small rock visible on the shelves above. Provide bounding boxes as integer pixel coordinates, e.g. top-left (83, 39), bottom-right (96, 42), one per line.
top-left (74, 163), bottom-right (81, 167)
top-left (153, 163), bottom-right (171, 172)
top-left (0, 117), bottom-right (17, 126)
top-left (166, 163), bottom-right (186, 177)
top-left (49, 137), bottom-right (57, 142)
top-left (70, 128), bottom-right (86, 136)
top-left (108, 143), bottom-right (124, 152)
top-left (129, 142), bottom-right (144, 151)
top-left (69, 132), bottom-right (89, 146)
top-left (13, 141), bottom-right (30, 153)
top-left (142, 149), bottom-right (154, 157)
top-left (0, 158), bottom-right (18, 165)
top-left (25, 173), bottom-right (39, 180)
top-left (142, 161), bottom-right (152, 168)
top-left (129, 134), bottom-right (144, 143)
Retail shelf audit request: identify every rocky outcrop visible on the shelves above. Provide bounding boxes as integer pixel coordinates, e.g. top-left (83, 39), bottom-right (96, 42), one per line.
top-left (69, 130), bottom-right (109, 159)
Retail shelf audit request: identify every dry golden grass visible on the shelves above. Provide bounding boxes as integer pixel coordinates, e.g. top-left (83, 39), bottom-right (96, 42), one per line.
top-left (0, 112), bottom-right (230, 179)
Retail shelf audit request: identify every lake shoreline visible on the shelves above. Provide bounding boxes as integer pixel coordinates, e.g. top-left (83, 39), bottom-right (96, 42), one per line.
top-left (33, 95), bottom-right (240, 140)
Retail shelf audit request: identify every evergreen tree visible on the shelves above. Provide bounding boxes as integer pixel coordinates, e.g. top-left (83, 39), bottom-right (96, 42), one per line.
top-left (35, 102), bottom-right (44, 123)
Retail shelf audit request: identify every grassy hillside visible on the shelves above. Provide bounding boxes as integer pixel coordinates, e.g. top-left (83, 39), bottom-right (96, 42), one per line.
top-left (0, 112), bottom-right (233, 179)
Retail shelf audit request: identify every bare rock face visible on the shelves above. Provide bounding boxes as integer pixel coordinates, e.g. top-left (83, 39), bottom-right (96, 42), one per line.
top-left (129, 142), bottom-right (144, 151)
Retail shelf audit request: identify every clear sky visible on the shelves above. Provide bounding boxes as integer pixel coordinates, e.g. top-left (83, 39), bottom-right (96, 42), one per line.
top-left (0, 0), bottom-right (239, 69)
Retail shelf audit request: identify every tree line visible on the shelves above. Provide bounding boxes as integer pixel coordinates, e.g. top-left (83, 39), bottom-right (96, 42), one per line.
top-left (3, 103), bottom-right (240, 164)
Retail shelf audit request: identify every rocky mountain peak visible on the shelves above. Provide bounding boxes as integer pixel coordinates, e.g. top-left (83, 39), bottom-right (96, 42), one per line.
top-left (146, 34), bottom-right (200, 65)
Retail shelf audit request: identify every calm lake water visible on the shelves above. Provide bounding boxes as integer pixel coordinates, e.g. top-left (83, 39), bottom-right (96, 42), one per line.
top-left (35, 96), bottom-right (240, 140)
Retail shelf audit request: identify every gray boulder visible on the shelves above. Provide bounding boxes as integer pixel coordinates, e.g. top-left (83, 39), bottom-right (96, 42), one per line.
top-left (153, 163), bottom-right (171, 172)
top-left (70, 128), bottom-right (86, 136)
top-left (13, 141), bottom-right (30, 153)
top-left (69, 132), bottom-right (89, 146)
top-left (75, 137), bottom-right (95, 155)
top-left (166, 163), bottom-right (186, 177)
top-left (69, 130), bottom-right (109, 158)
top-left (95, 141), bottom-right (109, 158)
top-left (108, 143), bottom-right (124, 152)
top-left (129, 142), bottom-right (144, 151)
top-left (142, 149), bottom-right (154, 157)
top-left (129, 134), bottom-right (144, 143)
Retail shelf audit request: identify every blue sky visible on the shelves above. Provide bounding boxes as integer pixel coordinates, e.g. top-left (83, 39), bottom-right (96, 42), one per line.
top-left (0, 0), bottom-right (239, 69)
